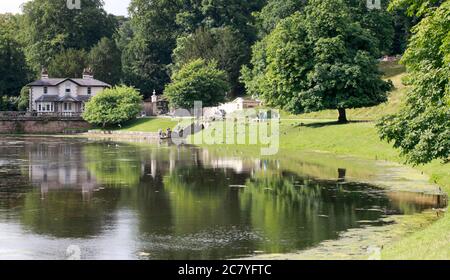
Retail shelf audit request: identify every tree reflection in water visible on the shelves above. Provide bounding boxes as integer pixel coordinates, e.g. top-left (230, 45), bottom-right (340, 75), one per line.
top-left (0, 138), bottom-right (444, 259)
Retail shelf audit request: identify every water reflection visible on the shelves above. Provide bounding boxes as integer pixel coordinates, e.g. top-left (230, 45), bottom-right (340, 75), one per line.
top-left (0, 137), bottom-right (445, 260)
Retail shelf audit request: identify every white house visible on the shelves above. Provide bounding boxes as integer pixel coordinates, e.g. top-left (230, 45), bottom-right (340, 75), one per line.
top-left (28, 68), bottom-right (110, 115)
top-left (218, 97), bottom-right (262, 114)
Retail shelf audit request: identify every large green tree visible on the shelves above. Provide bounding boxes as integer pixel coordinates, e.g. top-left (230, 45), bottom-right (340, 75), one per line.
top-left (172, 27), bottom-right (248, 96)
top-left (0, 19), bottom-right (29, 99)
top-left (165, 59), bottom-right (229, 109)
top-left (22, 0), bottom-right (117, 73)
top-left (378, 0), bottom-right (450, 164)
top-left (48, 49), bottom-right (88, 78)
top-left (242, 0), bottom-right (392, 122)
top-left (121, 0), bottom-right (183, 96)
top-left (89, 37), bottom-right (122, 85)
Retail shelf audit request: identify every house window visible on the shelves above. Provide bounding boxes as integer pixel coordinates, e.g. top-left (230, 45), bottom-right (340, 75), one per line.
top-left (38, 104), bottom-right (41, 111)
top-left (68, 103), bottom-right (72, 110)
top-left (87, 87), bottom-right (92, 95)
top-left (64, 103), bottom-right (67, 111)
top-left (44, 87), bottom-right (48, 94)
top-left (65, 83), bottom-right (71, 94)
top-left (47, 104), bottom-right (50, 111)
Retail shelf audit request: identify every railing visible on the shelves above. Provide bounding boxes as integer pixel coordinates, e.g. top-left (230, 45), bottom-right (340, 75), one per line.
top-left (37, 112), bottom-right (83, 118)
top-left (0, 111), bottom-right (83, 120)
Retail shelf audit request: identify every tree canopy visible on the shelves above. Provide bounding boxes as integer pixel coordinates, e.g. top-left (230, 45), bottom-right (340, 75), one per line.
top-left (242, 0), bottom-right (392, 122)
top-left (0, 16), bottom-right (29, 98)
top-left (172, 27), bottom-right (249, 96)
top-left (89, 37), bottom-right (122, 85)
top-left (48, 49), bottom-right (88, 78)
top-left (378, 0), bottom-right (450, 164)
top-left (22, 0), bottom-right (117, 73)
top-left (0, 0), bottom-right (419, 110)
top-left (165, 59), bottom-right (229, 109)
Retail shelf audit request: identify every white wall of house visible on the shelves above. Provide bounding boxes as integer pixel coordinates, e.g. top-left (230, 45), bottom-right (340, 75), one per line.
top-left (58, 81), bottom-right (78, 96)
top-left (30, 83), bottom-right (107, 112)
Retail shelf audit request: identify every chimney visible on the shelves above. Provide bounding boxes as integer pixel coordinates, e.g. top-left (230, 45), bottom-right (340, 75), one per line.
top-left (82, 68), bottom-right (94, 79)
top-left (41, 68), bottom-right (49, 79)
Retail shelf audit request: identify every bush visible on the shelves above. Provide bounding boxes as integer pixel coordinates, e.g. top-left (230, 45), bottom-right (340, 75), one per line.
top-left (0, 95), bottom-right (18, 111)
top-left (17, 86), bottom-right (30, 111)
top-left (165, 59), bottom-right (229, 109)
top-left (83, 85), bottom-right (142, 128)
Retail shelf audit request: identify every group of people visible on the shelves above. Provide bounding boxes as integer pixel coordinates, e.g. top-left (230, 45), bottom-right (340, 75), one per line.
top-left (159, 127), bottom-right (186, 140)
top-left (158, 128), bottom-right (172, 139)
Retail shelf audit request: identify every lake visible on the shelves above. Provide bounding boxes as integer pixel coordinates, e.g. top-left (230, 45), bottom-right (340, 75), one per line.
top-left (0, 137), bottom-right (444, 260)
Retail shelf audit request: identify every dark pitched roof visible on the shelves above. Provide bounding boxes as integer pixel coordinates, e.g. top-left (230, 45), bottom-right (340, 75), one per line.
top-left (28, 79), bottom-right (66, 86)
top-left (35, 95), bottom-right (93, 102)
top-left (71, 79), bottom-right (110, 87)
top-left (57, 95), bottom-right (79, 102)
top-left (76, 95), bottom-right (92, 102)
top-left (35, 95), bottom-right (61, 102)
top-left (28, 78), bottom-right (110, 87)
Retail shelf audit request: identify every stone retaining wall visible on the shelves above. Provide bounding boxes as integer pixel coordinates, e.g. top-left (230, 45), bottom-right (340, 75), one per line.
top-left (0, 119), bottom-right (91, 134)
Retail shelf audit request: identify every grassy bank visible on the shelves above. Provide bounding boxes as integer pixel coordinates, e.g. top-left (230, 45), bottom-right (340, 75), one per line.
top-left (193, 119), bottom-right (449, 259)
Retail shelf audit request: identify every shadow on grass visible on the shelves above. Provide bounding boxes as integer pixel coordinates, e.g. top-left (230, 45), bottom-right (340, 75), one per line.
top-left (295, 120), bottom-right (372, 128)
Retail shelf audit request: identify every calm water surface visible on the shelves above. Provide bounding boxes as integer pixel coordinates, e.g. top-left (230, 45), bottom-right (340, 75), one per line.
top-left (0, 137), bottom-right (442, 260)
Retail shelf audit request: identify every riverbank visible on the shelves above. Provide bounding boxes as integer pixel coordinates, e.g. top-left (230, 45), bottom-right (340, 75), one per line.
top-left (8, 61), bottom-right (447, 259)
top-left (191, 119), bottom-right (449, 259)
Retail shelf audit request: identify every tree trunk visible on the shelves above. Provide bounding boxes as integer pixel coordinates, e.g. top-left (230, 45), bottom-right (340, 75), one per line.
top-left (338, 108), bottom-right (348, 123)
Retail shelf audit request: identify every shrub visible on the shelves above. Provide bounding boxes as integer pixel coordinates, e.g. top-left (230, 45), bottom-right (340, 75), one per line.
top-left (83, 85), bottom-right (142, 128)
top-left (165, 59), bottom-right (229, 109)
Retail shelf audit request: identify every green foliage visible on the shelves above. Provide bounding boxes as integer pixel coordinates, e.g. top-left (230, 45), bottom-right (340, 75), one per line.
top-left (121, 0), bottom-right (183, 95)
top-left (89, 38), bottom-right (122, 85)
top-left (242, 0), bottom-right (392, 121)
top-left (172, 27), bottom-right (249, 96)
top-left (200, 0), bottom-right (265, 41)
top-left (240, 39), bottom-right (269, 98)
top-left (347, 0), bottom-right (395, 55)
top-left (0, 25), bottom-right (29, 99)
top-left (18, 86), bottom-right (30, 111)
top-left (390, 6), bottom-right (417, 54)
top-left (122, 0), bottom-right (264, 95)
top-left (165, 59), bottom-right (229, 109)
top-left (378, 0), bottom-right (450, 164)
top-left (48, 49), bottom-right (88, 78)
top-left (22, 0), bottom-right (117, 73)
top-left (253, 0), bottom-right (306, 38)
top-left (0, 95), bottom-right (18, 111)
top-left (83, 86), bottom-right (143, 127)
top-left (388, 0), bottom-right (443, 16)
